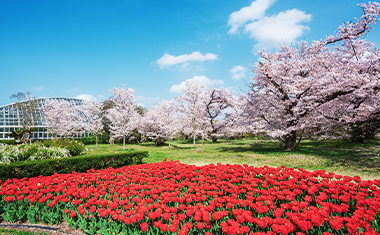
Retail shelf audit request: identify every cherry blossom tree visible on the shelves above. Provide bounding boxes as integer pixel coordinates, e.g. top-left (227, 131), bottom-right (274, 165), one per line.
top-left (10, 92), bottom-right (38, 142)
top-left (245, 2), bottom-right (380, 150)
top-left (176, 82), bottom-right (209, 147)
top-left (220, 94), bottom-right (257, 140)
top-left (203, 87), bottom-right (241, 142)
top-left (80, 100), bottom-right (104, 147)
top-left (41, 99), bottom-right (82, 138)
top-left (106, 85), bottom-right (140, 150)
top-left (314, 81), bottom-right (380, 142)
top-left (139, 100), bottom-right (181, 146)
top-left (100, 99), bottom-right (116, 144)
top-left (176, 82), bottom-right (245, 145)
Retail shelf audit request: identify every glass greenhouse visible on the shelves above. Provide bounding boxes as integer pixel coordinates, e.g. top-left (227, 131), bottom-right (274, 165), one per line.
top-left (0, 98), bottom-right (90, 140)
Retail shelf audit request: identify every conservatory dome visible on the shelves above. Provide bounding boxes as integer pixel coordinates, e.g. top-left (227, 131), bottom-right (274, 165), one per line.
top-left (0, 98), bottom-right (90, 140)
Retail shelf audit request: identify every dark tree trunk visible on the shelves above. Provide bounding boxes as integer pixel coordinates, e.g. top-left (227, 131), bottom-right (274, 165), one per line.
top-left (284, 131), bottom-right (297, 151)
top-left (211, 136), bottom-right (218, 142)
top-left (349, 123), bottom-right (365, 143)
top-left (364, 123), bottom-right (378, 139)
top-left (123, 136), bottom-right (126, 150)
top-left (348, 118), bottom-right (379, 142)
top-left (155, 138), bottom-right (165, 146)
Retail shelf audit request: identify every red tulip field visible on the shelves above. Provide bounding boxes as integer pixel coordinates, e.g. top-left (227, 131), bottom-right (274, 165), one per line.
top-left (0, 160), bottom-right (379, 235)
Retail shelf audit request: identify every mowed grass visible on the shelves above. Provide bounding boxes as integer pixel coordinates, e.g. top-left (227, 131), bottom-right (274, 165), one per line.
top-left (86, 137), bottom-right (380, 180)
top-left (0, 227), bottom-right (51, 235)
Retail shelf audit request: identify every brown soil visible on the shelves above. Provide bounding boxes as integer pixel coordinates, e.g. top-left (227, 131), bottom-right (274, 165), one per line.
top-left (0, 219), bottom-right (85, 235)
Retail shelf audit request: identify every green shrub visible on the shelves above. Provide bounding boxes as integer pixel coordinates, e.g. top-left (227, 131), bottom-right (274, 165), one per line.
top-left (40, 139), bottom-right (54, 148)
top-left (0, 140), bottom-right (17, 145)
top-left (0, 143), bottom-right (70, 163)
top-left (0, 151), bottom-right (148, 181)
top-left (64, 140), bottom-right (87, 156)
top-left (0, 143), bottom-right (20, 163)
top-left (18, 144), bottom-right (40, 161)
top-left (29, 146), bottom-right (70, 161)
top-left (40, 139), bottom-right (87, 156)
top-left (77, 136), bottom-right (109, 145)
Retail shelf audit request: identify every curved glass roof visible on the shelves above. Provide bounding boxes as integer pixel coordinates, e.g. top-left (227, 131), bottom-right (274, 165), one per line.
top-left (0, 98), bottom-right (88, 140)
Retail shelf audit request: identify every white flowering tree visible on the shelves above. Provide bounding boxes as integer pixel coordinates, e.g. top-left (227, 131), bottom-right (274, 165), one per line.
top-left (140, 100), bottom-right (181, 146)
top-left (176, 82), bottom-right (209, 147)
top-left (245, 2), bottom-right (380, 150)
top-left (218, 94), bottom-right (254, 139)
top-left (80, 100), bottom-right (104, 147)
top-left (41, 99), bottom-right (82, 138)
top-left (10, 92), bottom-right (38, 142)
top-left (176, 82), bottom-right (245, 145)
top-left (203, 87), bottom-right (241, 142)
top-left (106, 85), bottom-right (140, 150)
top-left (313, 84), bottom-right (380, 142)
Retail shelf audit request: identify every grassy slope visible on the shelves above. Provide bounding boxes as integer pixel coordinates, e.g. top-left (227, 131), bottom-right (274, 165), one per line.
top-left (86, 138), bottom-right (380, 180)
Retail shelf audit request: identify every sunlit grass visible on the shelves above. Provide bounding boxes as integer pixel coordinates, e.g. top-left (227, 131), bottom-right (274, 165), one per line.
top-left (0, 227), bottom-right (51, 235)
top-left (86, 137), bottom-right (380, 180)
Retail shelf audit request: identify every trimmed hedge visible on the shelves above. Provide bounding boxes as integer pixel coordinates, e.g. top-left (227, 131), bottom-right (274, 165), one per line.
top-left (77, 136), bottom-right (110, 145)
top-left (0, 151), bottom-right (148, 181)
top-left (0, 140), bottom-right (17, 145)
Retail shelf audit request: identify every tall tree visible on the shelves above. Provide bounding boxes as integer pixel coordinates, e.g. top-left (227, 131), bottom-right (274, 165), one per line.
top-left (106, 85), bottom-right (140, 150)
top-left (203, 87), bottom-right (240, 142)
top-left (176, 82), bottom-right (243, 145)
top-left (220, 94), bottom-right (254, 140)
top-left (140, 100), bottom-right (181, 146)
top-left (176, 82), bottom-right (208, 147)
top-left (135, 105), bottom-right (148, 117)
top-left (314, 86), bottom-right (380, 142)
top-left (245, 2), bottom-right (380, 150)
top-left (41, 99), bottom-right (81, 138)
top-left (80, 100), bottom-right (104, 147)
top-left (100, 99), bottom-right (115, 144)
top-left (10, 91), bottom-right (38, 141)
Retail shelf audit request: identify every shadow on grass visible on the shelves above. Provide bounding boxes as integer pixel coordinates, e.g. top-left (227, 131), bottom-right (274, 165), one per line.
top-left (171, 139), bottom-right (238, 145)
top-left (138, 141), bottom-right (195, 150)
top-left (296, 140), bottom-right (380, 171)
top-left (111, 138), bottom-right (380, 171)
top-left (211, 140), bottom-right (282, 154)
top-left (229, 138), bottom-right (380, 171)
top-left (115, 148), bottom-right (136, 152)
top-left (170, 145), bottom-right (195, 150)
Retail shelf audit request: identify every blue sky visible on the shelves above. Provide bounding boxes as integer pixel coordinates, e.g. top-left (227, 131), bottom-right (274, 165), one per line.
top-left (1, 0), bottom-right (379, 107)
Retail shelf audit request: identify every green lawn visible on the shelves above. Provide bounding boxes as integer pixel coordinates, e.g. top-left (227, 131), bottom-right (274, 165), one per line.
top-left (86, 137), bottom-right (380, 180)
top-left (0, 227), bottom-right (51, 235)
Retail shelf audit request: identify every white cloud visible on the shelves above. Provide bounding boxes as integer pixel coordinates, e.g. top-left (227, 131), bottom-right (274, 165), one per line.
top-left (230, 65), bottom-right (248, 74)
top-left (136, 103), bottom-right (146, 108)
top-left (135, 95), bottom-right (160, 105)
top-left (156, 51), bottom-right (218, 69)
top-left (135, 95), bottom-right (149, 102)
top-left (75, 94), bottom-right (97, 102)
top-left (228, 0), bottom-right (312, 50)
top-left (230, 65), bottom-right (249, 80)
top-left (232, 73), bottom-right (246, 80)
top-left (245, 9), bottom-right (312, 50)
top-left (170, 75), bottom-right (224, 93)
top-left (228, 0), bottom-right (275, 35)
top-left (34, 86), bottom-right (43, 91)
